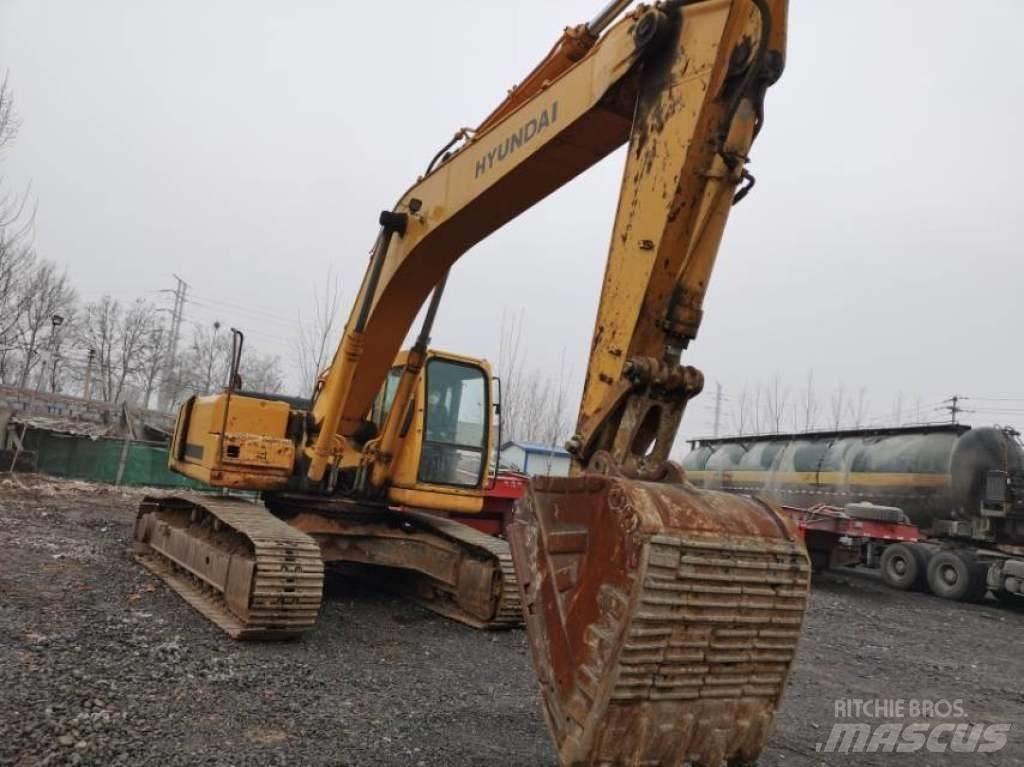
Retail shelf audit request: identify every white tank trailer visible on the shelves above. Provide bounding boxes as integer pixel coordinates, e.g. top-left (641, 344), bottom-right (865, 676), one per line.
top-left (684, 424), bottom-right (1024, 603)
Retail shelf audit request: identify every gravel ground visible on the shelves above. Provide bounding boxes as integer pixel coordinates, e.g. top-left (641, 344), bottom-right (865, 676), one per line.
top-left (2, 477), bottom-right (1022, 766)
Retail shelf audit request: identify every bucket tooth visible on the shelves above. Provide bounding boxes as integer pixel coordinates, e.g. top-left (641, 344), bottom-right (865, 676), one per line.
top-left (508, 474), bottom-right (810, 767)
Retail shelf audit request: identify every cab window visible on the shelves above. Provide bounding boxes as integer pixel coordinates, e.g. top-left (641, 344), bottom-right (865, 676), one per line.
top-left (419, 359), bottom-right (487, 487)
top-left (371, 367), bottom-right (403, 428)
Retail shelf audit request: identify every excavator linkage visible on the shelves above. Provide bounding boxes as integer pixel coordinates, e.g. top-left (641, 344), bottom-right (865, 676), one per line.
top-left (508, 474), bottom-right (809, 766)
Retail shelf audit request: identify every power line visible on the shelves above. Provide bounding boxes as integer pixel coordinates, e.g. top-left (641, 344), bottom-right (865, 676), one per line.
top-left (182, 314), bottom-right (294, 347)
top-left (187, 292), bottom-right (304, 328)
top-left (183, 299), bottom-right (299, 342)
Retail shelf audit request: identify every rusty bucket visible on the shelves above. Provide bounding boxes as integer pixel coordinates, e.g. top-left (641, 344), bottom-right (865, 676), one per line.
top-left (507, 474), bottom-right (810, 766)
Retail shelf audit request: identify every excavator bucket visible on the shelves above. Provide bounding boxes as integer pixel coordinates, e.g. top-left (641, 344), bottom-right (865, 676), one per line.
top-left (507, 474), bottom-right (809, 767)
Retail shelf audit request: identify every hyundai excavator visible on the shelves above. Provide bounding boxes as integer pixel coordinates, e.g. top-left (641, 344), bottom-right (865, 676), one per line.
top-left (134, 1), bottom-right (809, 764)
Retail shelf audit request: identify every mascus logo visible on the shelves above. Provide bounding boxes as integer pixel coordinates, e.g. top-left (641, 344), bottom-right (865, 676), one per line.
top-left (474, 101), bottom-right (559, 179)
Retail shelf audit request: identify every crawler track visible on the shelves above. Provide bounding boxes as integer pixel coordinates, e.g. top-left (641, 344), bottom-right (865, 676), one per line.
top-left (134, 494), bottom-right (324, 640)
top-left (402, 511), bottom-right (523, 629)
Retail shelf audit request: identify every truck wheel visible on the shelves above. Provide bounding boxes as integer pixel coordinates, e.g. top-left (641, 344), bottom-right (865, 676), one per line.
top-left (909, 543), bottom-right (935, 590)
top-left (993, 588), bottom-right (1020, 605)
top-left (993, 574), bottom-right (1021, 605)
top-left (880, 544), bottom-right (922, 591)
top-left (926, 551), bottom-right (988, 603)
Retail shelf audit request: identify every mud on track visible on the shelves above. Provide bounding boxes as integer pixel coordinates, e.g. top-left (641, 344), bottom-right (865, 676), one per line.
top-left (1, 479), bottom-right (1021, 766)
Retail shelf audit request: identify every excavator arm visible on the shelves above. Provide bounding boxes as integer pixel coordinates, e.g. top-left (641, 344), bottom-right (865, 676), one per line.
top-left (308, 0), bottom-right (786, 486)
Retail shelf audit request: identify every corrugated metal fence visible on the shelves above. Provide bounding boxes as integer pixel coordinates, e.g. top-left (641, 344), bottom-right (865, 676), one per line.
top-left (22, 429), bottom-right (203, 488)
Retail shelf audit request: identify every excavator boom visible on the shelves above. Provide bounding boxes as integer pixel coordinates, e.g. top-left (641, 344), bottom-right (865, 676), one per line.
top-left (307, 0), bottom-right (789, 482)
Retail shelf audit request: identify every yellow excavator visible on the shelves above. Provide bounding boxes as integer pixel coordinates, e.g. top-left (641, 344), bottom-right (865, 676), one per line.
top-left (134, 1), bottom-right (810, 764)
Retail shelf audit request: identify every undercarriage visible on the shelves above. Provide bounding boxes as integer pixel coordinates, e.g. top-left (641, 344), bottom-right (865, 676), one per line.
top-left (133, 493), bottom-right (522, 639)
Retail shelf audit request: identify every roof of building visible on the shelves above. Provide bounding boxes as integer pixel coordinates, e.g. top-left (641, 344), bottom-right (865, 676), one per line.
top-left (500, 440), bottom-right (570, 457)
top-left (8, 414), bottom-right (114, 439)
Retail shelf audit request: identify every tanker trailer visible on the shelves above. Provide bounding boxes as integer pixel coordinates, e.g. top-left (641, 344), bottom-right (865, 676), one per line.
top-left (683, 424), bottom-right (1024, 603)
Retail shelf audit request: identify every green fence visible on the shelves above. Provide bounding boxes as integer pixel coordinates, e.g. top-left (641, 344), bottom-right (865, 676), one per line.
top-left (22, 429), bottom-right (205, 489)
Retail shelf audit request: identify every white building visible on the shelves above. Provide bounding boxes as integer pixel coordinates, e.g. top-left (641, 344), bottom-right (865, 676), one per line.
top-left (499, 440), bottom-right (571, 477)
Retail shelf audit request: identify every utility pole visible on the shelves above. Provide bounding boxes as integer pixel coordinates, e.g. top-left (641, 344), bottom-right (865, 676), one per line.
top-left (158, 274), bottom-right (188, 412)
top-left (32, 314), bottom-right (64, 394)
top-left (943, 395), bottom-right (962, 425)
top-left (83, 349), bottom-right (96, 400)
top-left (712, 381), bottom-right (723, 437)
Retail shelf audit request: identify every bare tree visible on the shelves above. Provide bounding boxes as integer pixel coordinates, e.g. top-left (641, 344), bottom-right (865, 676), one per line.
top-left (116, 300), bottom-right (161, 404)
top-left (530, 355), bottom-right (573, 472)
top-left (846, 386), bottom-right (869, 428)
top-left (180, 322), bottom-right (231, 397)
top-left (0, 242), bottom-right (33, 382)
top-left (0, 74), bottom-right (38, 384)
top-left (732, 385), bottom-right (751, 436)
top-left (0, 72), bottom-right (31, 234)
top-left (545, 349), bottom-right (573, 449)
top-left (136, 325), bottom-right (166, 409)
top-left (494, 307), bottom-right (573, 447)
top-left (797, 369), bottom-right (818, 431)
top-left (295, 269), bottom-right (342, 396)
top-left (763, 376), bottom-right (790, 434)
top-left (74, 297), bottom-right (163, 404)
top-left (241, 353), bottom-right (284, 394)
top-left (0, 74), bottom-right (17, 152)
top-left (751, 385), bottom-right (764, 434)
top-left (829, 384), bottom-right (846, 430)
top-left (0, 79), bottom-right (34, 280)
top-left (15, 260), bottom-right (75, 388)
top-left (76, 296), bottom-right (120, 402)
top-left (911, 394), bottom-right (924, 424)
top-left (496, 307), bottom-right (526, 442)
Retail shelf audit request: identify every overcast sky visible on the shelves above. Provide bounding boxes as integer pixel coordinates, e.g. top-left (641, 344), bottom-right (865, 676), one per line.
top-left (2, 0), bottom-right (1023, 446)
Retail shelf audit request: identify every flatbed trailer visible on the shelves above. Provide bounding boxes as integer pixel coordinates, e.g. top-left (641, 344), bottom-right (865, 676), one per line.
top-left (779, 503), bottom-right (921, 572)
top-left (779, 502), bottom-right (1024, 604)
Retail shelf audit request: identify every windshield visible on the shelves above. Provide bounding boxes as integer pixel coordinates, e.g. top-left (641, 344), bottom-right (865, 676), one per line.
top-left (419, 359), bottom-right (488, 487)
top-left (371, 367), bottom-right (403, 428)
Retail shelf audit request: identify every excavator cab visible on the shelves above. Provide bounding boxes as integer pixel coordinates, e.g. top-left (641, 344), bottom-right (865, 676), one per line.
top-left (167, 345), bottom-right (496, 511)
top-left (373, 349), bottom-right (496, 514)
